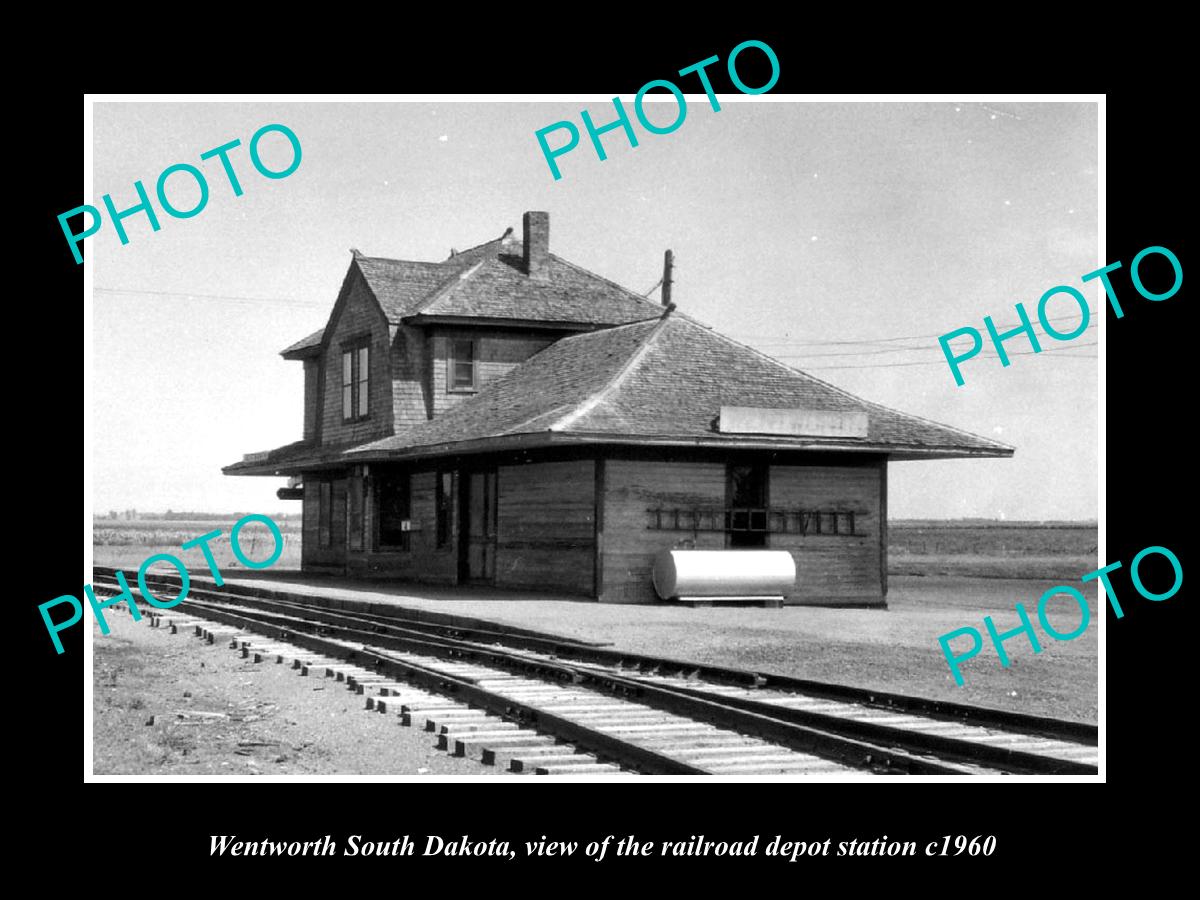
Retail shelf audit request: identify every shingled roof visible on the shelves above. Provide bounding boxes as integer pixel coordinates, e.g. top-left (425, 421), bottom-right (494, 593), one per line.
top-left (278, 229), bottom-right (665, 356)
top-left (407, 247), bottom-right (667, 326)
top-left (339, 312), bottom-right (1012, 462)
top-left (353, 255), bottom-right (452, 321)
top-left (280, 328), bottom-right (324, 359)
top-left (222, 438), bottom-right (373, 476)
top-left (242, 213), bottom-right (1012, 476)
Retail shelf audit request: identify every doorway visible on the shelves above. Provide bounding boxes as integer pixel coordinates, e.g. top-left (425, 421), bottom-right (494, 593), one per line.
top-left (458, 468), bottom-right (498, 584)
top-left (726, 462), bottom-right (768, 547)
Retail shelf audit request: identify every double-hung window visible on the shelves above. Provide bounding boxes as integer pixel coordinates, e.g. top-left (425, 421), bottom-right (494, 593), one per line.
top-left (448, 339), bottom-right (476, 392)
top-left (342, 339), bottom-right (370, 421)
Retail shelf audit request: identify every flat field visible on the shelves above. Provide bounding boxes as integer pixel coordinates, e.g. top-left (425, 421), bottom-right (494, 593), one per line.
top-left (889, 520), bottom-right (1097, 580)
top-left (92, 516), bottom-right (302, 571)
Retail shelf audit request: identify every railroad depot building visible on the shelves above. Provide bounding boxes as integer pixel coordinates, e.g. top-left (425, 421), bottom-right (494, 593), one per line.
top-left (225, 212), bottom-right (1011, 606)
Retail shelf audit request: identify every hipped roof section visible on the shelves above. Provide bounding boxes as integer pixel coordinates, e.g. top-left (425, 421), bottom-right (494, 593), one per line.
top-left (345, 312), bottom-right (1013, 461)
top-left (231, 311), bottom-right (1011, 475)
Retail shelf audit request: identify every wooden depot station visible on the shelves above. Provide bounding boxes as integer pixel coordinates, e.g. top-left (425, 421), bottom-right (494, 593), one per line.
top-left (225, 212), bottom-right (1011, 606)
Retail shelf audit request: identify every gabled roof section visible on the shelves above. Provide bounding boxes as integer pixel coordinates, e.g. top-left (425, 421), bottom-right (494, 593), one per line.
top-left (352, 230), bottom-right (663, 328)
top-left (347, 313), bottom-right (1013, 461)
top-left (408, 246), bottom-right (666, 327)
top-left (278, 222), bottom-right (667, 358)
top-left (354, 255), bottom-right (451, 321)
top-left (357, 318), bottom-right (665, 452)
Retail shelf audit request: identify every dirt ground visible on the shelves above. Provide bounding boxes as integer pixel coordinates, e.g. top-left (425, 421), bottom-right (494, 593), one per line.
top-left (203, 572), bottom-right (1099, 724)
top-left (91, 610), bottom-right (515, 777)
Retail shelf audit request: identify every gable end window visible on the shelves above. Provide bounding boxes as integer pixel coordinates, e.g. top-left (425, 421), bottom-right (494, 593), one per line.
top-left (342, 339), bottom-right (370, 421)
top-left (448, 339), bottom-right (476, 392)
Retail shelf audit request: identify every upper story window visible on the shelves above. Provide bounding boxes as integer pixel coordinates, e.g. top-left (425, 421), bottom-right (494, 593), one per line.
top-left (448, 339), bottom-right (476, 392)
top-left (342, 338), bottom-right (370, 421)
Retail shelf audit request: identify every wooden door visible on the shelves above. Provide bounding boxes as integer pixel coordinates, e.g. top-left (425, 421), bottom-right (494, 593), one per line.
top-left (461, 469), bottom-right (497, 583)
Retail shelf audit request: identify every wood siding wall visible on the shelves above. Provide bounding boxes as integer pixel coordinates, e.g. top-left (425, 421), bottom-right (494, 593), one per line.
top-left (319, 268), bottom-right (394, 446)
top-left (495, 459), bottom-right (595, 595)
top-left (302, 359), bottom-right (320, 441)
top-left (301, 477), bottom-right (347, 570)
top-left (308, 459), bottom-right (594, 595)
top-left (429, 329), bottom-right (555, 416)
top-left (601, 460), bottom-right (727, 604)
top-left (770, 464), bottom-right (883, 605)
top-left (391, 323), bottom-right (431, 429)
top-left (600, 456), bottom-right (885, 606)
top-left (345, 469), bottom-right (459, 583)
top-left (301, 479), bottom-right (320, 567)
top-left (300, 452), bottom-right (884, 607)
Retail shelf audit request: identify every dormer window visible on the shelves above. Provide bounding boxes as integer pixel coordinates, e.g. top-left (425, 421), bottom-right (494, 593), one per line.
top-left (448, 339), bottom-right (476, 392)
top-left (342, 338), bottom-right (370, 421)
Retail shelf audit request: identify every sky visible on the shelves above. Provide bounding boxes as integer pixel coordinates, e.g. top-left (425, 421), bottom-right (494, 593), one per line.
top-left (91, 99), bottom-right (1098, 520)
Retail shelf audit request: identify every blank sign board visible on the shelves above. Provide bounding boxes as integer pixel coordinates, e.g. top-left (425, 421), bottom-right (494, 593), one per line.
top-left (719, 407), bottom-right (870, 438)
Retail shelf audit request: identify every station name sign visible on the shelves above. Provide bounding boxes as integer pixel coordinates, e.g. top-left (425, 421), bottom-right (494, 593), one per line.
top-left (718, 407), bottom-right (869, 439)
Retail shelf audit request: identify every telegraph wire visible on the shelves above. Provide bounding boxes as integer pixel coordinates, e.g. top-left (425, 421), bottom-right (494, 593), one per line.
top-left (733, 309), bottom-right (1096, 346)
top-left (95, 285), bottom-right (1099, 364)
top-left (95, 287), bottom-right (326, 308)
top-left (802, 342), bottom-right (1098, 370)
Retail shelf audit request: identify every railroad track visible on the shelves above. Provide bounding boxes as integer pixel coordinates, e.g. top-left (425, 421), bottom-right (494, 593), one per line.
top-left (93, 569), bottom-right (1099, 776)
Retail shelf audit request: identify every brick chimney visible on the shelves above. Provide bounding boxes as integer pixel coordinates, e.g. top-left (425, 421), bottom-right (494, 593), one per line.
top-left (523, 211), bottom-right (550, 279)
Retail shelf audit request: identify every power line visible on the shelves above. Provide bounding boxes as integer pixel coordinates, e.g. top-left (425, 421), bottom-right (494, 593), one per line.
top-left (732, 309), bottom-right (1096, 347)
top-left (803, 342), bottom-right (1098, 370)
top-left (775, 328), bottom-right (1097, 359)
top-left (807, 356), bottom-right (1096, 370)
top-left (95, 287), bottom-right (326, 308)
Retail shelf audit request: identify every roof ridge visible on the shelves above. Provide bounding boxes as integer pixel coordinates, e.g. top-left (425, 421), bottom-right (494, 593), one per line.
top-left (499, 402), bottom-right (580, 436)
top-left (548, 253), bottom-right (673, 316)
top-left (357, 254), bottom-right (443, 266)
top-left (445, 234), bottom-right (511, 261)
top-left (356, 234), bottom-right (511, 268)
top-left (549, 315), bottom-right (672, 432)
top-left (409, 255), bottom-right (495, 316)
top-left (674, 317), bottom-right (1014, 451)
top-left (555, 315), bottom-right (663, 343)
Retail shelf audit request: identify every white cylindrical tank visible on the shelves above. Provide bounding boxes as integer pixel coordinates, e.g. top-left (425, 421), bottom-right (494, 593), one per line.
top-left (652, 550), bottom-right (796, 601)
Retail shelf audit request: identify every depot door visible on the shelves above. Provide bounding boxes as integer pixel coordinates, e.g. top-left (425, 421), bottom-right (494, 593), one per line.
top-left (459, 468), bottom-right (497, 584)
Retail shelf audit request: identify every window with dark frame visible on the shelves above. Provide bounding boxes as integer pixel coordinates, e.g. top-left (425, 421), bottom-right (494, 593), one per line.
top-left (726, 462), bottom-right (769, 547)
top-left (377, 472), bottom-right (412, 551)
top-left (318, 481), bottom-right (332, 548)
top-left (448, 339), bottom-right (475, 392)
top-left (436, 471), bottom-right (453, 548)
top-left (342, 339), bottom-right (370, 421)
